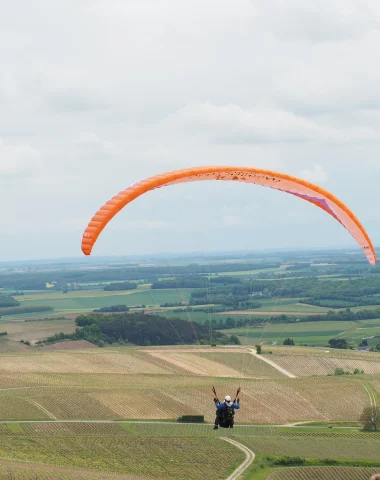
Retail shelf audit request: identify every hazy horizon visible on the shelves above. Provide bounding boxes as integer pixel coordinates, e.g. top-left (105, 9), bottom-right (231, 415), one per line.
top-left (0, 244), bottom-right (373, 266)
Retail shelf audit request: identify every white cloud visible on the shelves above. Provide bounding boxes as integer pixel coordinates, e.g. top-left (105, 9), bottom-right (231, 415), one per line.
top-left (300, 164), bottom-right (328, 182)
top-left (253, 0), bottom-right (380, 43)
top-left (168, 102), bottom-right (380, 144)
top-left (112, 220), bottom-right (175, 231)
top-left (0, 139), bottom-right (43, 177)
top-left (222, 215), bottom-right (247, 227)
top-left (76, 132), bottom-right (116, 153)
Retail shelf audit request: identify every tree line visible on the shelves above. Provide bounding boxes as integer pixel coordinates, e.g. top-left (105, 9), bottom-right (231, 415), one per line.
top-left (153, 275), bottom-right (380, 300)
top-left (0, 305), bottom-right (53, 316)
top-left (103, 282), bottom-right (137, 291)
top-left (0, 262), bottom-right (279, 290)
top-left (215, 308), bottom-right (380, 329)
top-left (93, 305), bottom-right (130, 312)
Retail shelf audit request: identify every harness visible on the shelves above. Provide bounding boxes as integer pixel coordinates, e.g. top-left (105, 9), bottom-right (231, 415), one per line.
top-left (225, 405), bottom-right (234, 418)
top-left (217, 404), bottom-right (235, 419)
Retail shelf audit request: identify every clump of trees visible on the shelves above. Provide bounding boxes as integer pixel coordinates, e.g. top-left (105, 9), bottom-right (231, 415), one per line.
top-left (360, 406), bottom-right (380, 431)
top-left (40, 313), bottom-right (237, 347)
top-left (327, 367), bottom-right (364, 376)
top-left (0, 306), bottom-right (53, 316)
top-left (0, 295), bottom-right (19, 308)
top-left (160, 302), bottom-right (184, 307)
top-left (283, 338), bottom-right (295, 346)
top-left (328, 338), bottom-right (356, 350)
top-left (94, 305), bottom-right (129, 312)
top-left (333, 367), bottom-right (364, 376)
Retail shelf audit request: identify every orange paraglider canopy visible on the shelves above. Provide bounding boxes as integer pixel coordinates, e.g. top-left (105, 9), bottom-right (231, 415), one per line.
top-left (81, 166), bottom-right (376, 265)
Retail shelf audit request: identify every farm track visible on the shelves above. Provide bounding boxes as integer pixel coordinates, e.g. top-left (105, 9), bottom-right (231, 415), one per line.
top-left (30, 400), bottom-right (57, 419)
top-left (359, 381), bottom-right (378, 408)
top-left (0, 386), bottom-right (51, 391)
top-left (222, 438), bottom-right (255, 480)
top-left (249, 348), bottom-right (297, 378)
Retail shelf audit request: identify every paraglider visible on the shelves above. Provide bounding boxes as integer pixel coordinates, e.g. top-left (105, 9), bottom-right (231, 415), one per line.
top-left (81, 166), bottom-right (376, 265)
top-left (212, 386), bottom-right (241, 429)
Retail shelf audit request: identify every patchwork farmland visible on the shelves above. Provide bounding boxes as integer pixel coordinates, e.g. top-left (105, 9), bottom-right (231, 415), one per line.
top-left (1, 249), bottom-right (380, 478)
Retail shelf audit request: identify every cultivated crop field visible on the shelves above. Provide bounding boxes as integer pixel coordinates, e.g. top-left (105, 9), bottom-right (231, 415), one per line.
top-left (219, 303), bottom-right (330, 314)
top-left (1, 318), bottom-right (76, 343)
top-left (195, 352), bottom-right (286, 378)
top-left (267, 467), bottom-right (380, 479)
top-left (144, 349), bottom-right (285, 378)
top-left (0, 347), bottom-right (287, 379)
top-left (238, 430), bottom-right (380, 461)
top-left (0, 459), bottom-right (145, 480)
top-left (2, 251), bottom-right (380, 478)
top-left (268, 352), bottom-right (380, 376)
top-left (0, 351), bottom-right (376, 423)
top-left (265, 345), bottom-right (380, 358)
top-left (0, 350), bottom-right (175, 375)
top-left (0, 430), bottom-right (244, 480)
top-left (17, 288), bottom-right (193, 316)
top-left (256, 344), bottom-right (380, 376)
top-left (0, 336), bottom-right (31, 354)
top-left (226, 319), bottom-right (380, 346)
top-left (0, 423), bottom-right (379, 479)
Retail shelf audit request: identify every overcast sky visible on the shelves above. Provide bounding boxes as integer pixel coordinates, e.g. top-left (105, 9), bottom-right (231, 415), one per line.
top-left (1, 0), bottom-right (380, 261)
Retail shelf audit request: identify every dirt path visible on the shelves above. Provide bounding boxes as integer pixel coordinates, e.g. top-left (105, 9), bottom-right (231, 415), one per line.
top-left (222, 438), bottom-right (255, 480)
top-left (249, 348), bottom-right (297, 378)
top-left (0, 386), bottom-right (51, 392)
top-left (30, 400), bottom-right (57, 419)
top-left (359, 381), bottom-right (377, 408)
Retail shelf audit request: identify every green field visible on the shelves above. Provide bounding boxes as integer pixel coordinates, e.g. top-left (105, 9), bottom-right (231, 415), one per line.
top-left (238, 428), bottom-right (380, 462)
top-left (0, 460), bottom-right (145, 479)
top-left (0, 422), bottom-right (378, 479)
top-left (16, 288), bottom-right (193, 316)
top-left (0, 423), bottom-right (244, 480)
top-left (226, 319), bottom-right (380, 346)
top-left (266, 466), bottom-right (380, 479)
top-left (1, 251), bottom-right (380, 478)
top-left (242, 303), bottom-right (329, 313)
top-left (15, 290), bottom-right (332, 319)
top-left (227, 320), bottom-right (353, 346)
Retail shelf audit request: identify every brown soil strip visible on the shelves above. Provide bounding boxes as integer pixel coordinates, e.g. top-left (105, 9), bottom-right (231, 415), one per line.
top-left (40, 340), bottom-right (98, 351)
